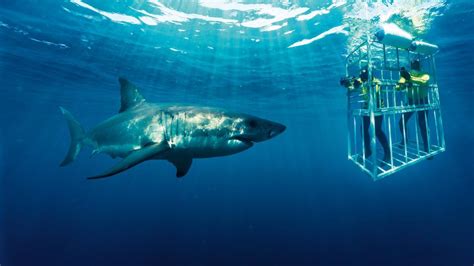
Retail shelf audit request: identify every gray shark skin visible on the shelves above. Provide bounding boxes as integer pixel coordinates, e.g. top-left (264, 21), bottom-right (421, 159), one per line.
top-left (60, 78), bottom-right (286, 179)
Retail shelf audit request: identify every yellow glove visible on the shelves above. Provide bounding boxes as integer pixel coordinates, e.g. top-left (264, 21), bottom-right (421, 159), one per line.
top-left (396, 77), bottom-right (407, 90)
top-left (411, 74), bottom-right (430, 84)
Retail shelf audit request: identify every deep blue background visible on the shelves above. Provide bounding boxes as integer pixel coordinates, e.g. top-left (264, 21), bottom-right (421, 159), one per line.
top-left (0, 0), bottom-right (473, 265)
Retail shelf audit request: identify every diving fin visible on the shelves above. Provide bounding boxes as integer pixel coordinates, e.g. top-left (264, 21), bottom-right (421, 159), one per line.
top-left (168, 157), bottom-right (193, 178)
top-left (88, 141), bottom-right (171, 180)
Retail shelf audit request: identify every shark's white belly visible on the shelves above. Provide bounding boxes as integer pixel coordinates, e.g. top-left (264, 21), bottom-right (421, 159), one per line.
top-left (167, 136), bottom-right (251, 158)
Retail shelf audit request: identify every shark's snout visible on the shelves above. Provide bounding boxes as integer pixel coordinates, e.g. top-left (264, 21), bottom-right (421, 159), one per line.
top-left (268, 123), bottom-right (286, 139)
top-left (249, 120), bottom-right (286, 142)
top-left (231, 119), bottom-right (285, 144)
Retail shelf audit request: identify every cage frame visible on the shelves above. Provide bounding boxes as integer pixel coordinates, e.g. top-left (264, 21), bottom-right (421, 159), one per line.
top-left (345, 35), bottom-right (446, 180)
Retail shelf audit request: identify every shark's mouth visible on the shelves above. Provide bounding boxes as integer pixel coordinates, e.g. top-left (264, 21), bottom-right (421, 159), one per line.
top-left (229, 136), bottom-right (254, 146)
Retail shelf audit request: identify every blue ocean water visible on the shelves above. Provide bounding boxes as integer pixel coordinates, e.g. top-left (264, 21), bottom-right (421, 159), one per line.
top-left (0, 0), bottom-right (473, 265)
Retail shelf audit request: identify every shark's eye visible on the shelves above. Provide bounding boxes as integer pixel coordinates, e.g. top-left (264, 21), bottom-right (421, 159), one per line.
top-left (247, 119), bottom-right (258, 128)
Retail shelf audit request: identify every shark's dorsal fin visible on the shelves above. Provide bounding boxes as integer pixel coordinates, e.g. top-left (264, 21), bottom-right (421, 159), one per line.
top-left (118, 77), bottom-right (146, 113)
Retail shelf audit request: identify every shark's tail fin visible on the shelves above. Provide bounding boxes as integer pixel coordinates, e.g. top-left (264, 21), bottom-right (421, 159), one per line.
top-left (59, 107), bottom-right (86, 166)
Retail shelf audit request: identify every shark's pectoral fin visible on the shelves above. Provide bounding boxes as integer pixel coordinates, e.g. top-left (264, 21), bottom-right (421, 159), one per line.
top-left (88, 141), bottom-right (171, 180)
top-left (168, 157), bottom-right (193, 178)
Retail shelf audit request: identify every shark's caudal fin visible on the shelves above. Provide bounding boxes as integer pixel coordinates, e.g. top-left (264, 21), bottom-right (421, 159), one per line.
top-left (118, 77), bottom-right (146, 113)
top-left (59, 107), bottom-right (86, 167)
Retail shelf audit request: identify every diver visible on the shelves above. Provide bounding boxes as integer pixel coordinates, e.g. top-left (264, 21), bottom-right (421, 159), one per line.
top-left (396, 59), bottom-right (431, 154)
top-left (340, 67), bottom-right (391, 164)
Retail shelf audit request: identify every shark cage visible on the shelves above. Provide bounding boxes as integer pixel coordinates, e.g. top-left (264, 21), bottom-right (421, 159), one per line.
top-left (345, 23), bottom-right (445, 180)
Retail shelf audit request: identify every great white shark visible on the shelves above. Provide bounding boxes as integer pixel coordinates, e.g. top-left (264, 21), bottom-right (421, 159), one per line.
top-left (60, 78), bottom-right (286, 179)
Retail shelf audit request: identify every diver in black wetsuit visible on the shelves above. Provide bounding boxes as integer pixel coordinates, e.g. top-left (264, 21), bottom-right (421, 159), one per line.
top-left (341, 67), bottom-right (391, 164)
top-left (397, 60), bottom-right (431, 155)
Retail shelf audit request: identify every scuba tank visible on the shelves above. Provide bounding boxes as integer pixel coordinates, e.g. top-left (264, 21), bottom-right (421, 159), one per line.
top-left (410, 40), bottom-right (439, 55)
top-left (375, 23), bottom-right (413, 49)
